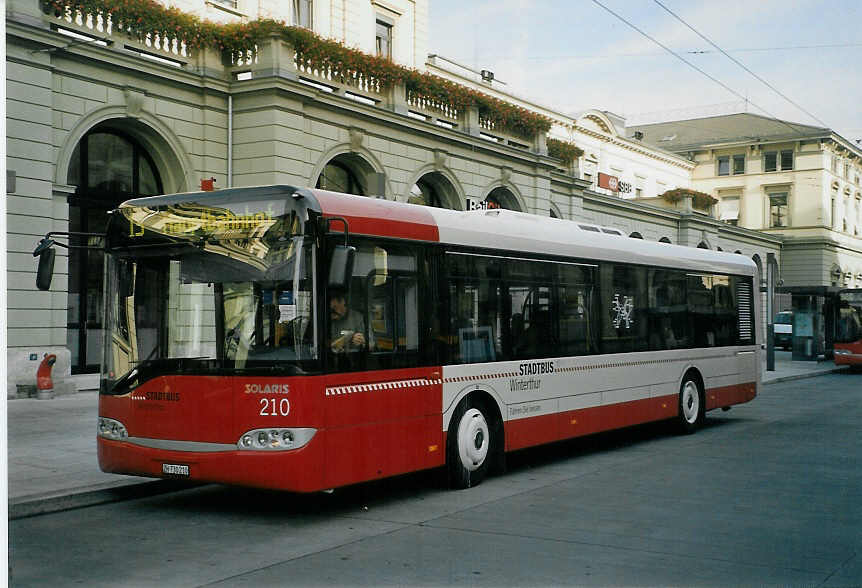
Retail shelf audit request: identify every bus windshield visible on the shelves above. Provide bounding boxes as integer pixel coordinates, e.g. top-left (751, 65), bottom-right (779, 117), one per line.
top-left (101, 194), bottom-right (319, 394)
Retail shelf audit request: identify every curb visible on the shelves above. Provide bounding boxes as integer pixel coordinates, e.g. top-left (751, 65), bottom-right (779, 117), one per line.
top-left (9, 479), bottom-right (200, 520)
top-left (762, 365), bottom-right (850, 385)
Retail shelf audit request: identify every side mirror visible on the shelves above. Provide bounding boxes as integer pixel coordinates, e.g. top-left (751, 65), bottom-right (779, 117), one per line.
top-left (36, 248), bottom-right (56, 291)
top-left (328, 245), bottom-right (355, 292)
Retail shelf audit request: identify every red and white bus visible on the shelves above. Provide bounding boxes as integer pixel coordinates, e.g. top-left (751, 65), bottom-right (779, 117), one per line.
top-left (81, 185), bottom-right (759, 491)
top-left (834, 289), bottom-right (862, 366)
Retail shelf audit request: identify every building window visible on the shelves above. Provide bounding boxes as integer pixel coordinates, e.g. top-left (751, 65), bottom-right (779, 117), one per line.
top-left (407, 172), bottom-right (460, 210)
top-left (317, 160), bottom-right (365, 195)
top-left (718, 155), bottom-right (745, 176)
top-left (720, 196), bottom-right (740, 226)
top-left (375, 19), bottom-right (393, 60)
top-left (765, 150), bottom-right (794, 172)
top-left (293, 0), bottom-right (312, 28)
top-left (769, 192), bottom-right (788, 227)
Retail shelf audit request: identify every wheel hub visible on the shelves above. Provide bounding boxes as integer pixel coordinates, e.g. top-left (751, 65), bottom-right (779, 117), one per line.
top-left (457, 408), bottom-right (489, 472)
top-left (682, 381), bottom-right (700, 424)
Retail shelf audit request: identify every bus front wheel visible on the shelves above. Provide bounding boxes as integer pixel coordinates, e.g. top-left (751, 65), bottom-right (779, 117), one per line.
top-left (447, 398), bottom-right (493, 489)
top-left (678, 374), bottom-right (705, 434)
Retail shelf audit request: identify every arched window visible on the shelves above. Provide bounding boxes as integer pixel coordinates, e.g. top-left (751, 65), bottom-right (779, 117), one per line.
top-left (316, 158), bottom-right (367, 195)
top-left (659, 237), bottom-right (672, 244)
top-left (697, 241), bottom-right (710, 249)
top-left (486, 186), bottom-right (520, 211)
top-left (629, 232), bottom-right (643, 239)
top-left (408, 172), bottom-right (460, 210)
top-left (67, 128), bottom-right (163, 373)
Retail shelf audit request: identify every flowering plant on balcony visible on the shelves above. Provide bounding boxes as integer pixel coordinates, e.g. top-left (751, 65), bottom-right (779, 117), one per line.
top-left (659, 188), bottom-right (717, 209)
top-left (42, 0), bottom-right (552, 140)
top-left (43, 0), bottom-right (220, 49)
top-left (547, 138), bottom-right (584, 166)
top-left (401, 70), bottom-right (550, 139)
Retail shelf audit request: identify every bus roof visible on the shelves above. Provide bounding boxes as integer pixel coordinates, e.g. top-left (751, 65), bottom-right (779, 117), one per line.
top-left (310, 188), bottom-right (757, 277)
top-left (119, 186), bottom-right (757, 277)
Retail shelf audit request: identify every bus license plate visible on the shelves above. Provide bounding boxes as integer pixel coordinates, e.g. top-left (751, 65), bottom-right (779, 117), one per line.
top-left (162, 463), bottom-right (189, 476)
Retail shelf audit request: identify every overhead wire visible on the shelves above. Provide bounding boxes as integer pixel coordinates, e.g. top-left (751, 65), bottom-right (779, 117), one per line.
top-left (652, 0), bottom-right (829, 128)
top-left (479, 43), bottom-right (862, 61)
top-left (588, 0), bottom-right (822, 136)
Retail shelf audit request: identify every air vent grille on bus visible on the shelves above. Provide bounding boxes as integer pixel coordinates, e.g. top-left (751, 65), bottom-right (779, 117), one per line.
top-left (737, 280), bottom-right (753, 341)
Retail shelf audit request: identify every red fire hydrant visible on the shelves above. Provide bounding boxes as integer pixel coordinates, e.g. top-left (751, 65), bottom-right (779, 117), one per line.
top-left (36, 354), bottom-right (57, 400)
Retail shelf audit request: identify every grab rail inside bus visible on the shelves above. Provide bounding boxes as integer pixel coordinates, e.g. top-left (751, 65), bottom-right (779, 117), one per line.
top-left (325, 216), bottom-right (350, 246)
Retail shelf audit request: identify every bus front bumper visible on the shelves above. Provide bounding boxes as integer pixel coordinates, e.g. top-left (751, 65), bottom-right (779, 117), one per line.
top-left (97, 436), bottom-right (326, 493)
top-left (834, 350), bottom-right (862, 365)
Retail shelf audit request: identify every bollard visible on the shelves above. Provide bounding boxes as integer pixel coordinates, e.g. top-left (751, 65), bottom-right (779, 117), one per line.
top-left (36, 353), bottom-right (57, 400)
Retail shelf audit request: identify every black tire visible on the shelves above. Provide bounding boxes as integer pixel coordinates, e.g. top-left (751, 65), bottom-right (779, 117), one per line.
top-left (447, 397), bottom-right (495, 489)
top-left (678, 374), bottom-right (705, 434)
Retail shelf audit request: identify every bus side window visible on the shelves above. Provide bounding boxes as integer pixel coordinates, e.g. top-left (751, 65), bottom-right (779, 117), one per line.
top-left (557, 264), bottom-right (596, 356)
top-left (446, 254), bottom-right (504, 365)
top-left (348, 242), bottom-right (419, 371)
top-left (687, 275), bottom-right (715, 347)
top-left (648, 269), bottom-right (687, 350)
top-left (600, 263), bottom-right (648, 354)
top-left (712, 277), bottom-right (736, 346)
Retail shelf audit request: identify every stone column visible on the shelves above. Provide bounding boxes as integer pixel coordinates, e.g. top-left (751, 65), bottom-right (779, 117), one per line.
top-left (8, 0), bottom-right (48, 27)
top-left (193, 46), bottom-right (227, 79)
top-left (384, 82), bottom-right (409, 116)
top-left (461, 106), bottom-right (480, 137)
top-left (252, 34), bottom-right (299, 81)
top-left (534, 132), bottom-right (548, 157)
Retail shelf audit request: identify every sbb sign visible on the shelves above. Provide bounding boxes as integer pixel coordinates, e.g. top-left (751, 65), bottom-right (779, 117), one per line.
top-left (598, 172), bottom-right (632, 194)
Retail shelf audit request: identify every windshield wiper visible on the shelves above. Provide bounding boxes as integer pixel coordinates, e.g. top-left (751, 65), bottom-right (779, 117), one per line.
top-left (108, 342), bottom-right (164, 395)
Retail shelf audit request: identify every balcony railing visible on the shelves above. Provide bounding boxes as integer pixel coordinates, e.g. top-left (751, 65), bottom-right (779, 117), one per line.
top-left (38, 1), bottom-right (570, 161)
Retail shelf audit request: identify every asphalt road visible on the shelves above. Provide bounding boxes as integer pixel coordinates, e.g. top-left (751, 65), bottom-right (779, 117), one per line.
top-left (10, 372), bottom-right (861, 587)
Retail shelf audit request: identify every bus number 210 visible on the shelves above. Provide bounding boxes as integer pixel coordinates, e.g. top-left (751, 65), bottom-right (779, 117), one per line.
top-left (260, 397), bottom-right (290, 417)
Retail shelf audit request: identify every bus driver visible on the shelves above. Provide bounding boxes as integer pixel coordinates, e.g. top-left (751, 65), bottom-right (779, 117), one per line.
top-left (329, 292), bottom-right (367, 353)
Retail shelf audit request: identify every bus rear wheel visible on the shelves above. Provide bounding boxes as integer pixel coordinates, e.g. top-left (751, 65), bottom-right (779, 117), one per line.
top-left (678, 374), bottom-right (705, 434)
top-left (447, 398), bottom-right (494, 489)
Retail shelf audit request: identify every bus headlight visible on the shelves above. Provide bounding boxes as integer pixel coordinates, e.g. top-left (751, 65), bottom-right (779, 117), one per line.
top-left (98, 417), bottom-right (128, 441)
top-left (834, 349), bottom-right (851, 355)
top-left (237, 428), bottom-right (316, 451)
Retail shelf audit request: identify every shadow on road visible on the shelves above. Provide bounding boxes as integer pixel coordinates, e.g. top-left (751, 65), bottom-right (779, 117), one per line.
top-left (142, 414), bottom-right (747, 520)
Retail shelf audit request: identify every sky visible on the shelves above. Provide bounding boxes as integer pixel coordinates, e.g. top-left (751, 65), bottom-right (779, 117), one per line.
top-left (429, 0), bottom-right (862, 144)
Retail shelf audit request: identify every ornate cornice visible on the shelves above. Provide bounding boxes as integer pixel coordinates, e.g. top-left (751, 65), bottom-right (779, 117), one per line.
top-left (573, 125), bottom-right (693, 170)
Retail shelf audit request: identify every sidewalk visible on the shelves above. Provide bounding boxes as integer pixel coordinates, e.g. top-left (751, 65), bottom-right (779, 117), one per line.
top-left (7, 351), bottom-right (849, 519)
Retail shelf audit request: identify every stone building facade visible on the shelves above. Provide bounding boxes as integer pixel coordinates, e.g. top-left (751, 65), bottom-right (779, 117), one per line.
top-left (5, 0), bottom-right (781, 394)
top-left (632, 114), bottom-right (862, 290)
